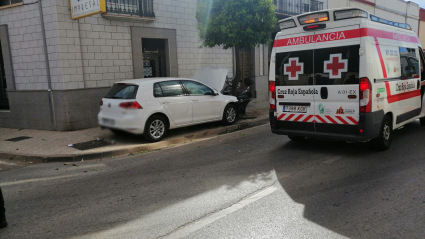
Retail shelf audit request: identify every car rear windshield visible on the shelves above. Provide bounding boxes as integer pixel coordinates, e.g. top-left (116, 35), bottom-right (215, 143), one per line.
top-left (105, 84), bottom-right (138, 99)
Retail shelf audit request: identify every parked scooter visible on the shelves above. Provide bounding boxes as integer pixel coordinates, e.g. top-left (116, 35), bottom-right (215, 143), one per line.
top-left (222, 78), bottom-right (254, 114)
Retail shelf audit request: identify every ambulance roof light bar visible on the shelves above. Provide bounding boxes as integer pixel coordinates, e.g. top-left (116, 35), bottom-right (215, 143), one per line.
top-left (298, 12), bottom-right (329, 25)
top-left (370, 14), bottom-right (412, 30)
top-left (334, 9), bottom-right (368, 21)
top-left (279, 19), bottom-right (297, 30)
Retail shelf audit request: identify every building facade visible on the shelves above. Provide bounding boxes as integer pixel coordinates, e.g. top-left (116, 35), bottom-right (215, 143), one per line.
top-left (0, 0), bottom-right (274, 131)
top-left (419, 7), bottom-right (425, 47)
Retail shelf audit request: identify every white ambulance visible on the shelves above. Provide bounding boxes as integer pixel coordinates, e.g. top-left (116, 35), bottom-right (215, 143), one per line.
top-left (269, 8), bottom-right (425, 150)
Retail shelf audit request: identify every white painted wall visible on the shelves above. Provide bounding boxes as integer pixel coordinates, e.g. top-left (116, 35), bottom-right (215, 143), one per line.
top-left (0, 0), bottom-right (62, 90)
top-left (54, 0), bottom-right (233, 90)
top-left (1, 0), bottom-right (233, 90)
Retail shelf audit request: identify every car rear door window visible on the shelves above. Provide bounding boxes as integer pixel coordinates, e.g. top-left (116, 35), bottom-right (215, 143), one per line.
top-left (156, 81), bottom-right (185, 97)
top-left (153, 83), bottom-right (164, 97)
top-left (105, 84), bottom-right (138, 99)
top-left (181, 80), bottom-right (214, 95)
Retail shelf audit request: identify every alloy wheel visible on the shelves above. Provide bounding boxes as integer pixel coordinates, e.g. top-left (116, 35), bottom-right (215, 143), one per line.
top-left (150, 120), bottom-right (165, 139)
top-left (226, 107), bottom-right (236, 123)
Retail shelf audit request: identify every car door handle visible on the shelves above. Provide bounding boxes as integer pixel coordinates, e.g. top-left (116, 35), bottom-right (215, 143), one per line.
top-left (162, 101), bottom-right (170, 104)
top-left (192, 100), bottom-right (198, 102)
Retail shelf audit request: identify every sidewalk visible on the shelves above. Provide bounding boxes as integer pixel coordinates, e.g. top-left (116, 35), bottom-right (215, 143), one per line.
top-left (0, 101), bottom-right (270, 162)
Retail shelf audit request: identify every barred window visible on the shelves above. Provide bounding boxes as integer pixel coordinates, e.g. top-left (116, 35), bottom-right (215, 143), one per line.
top-left (0, 0), bottom-right (23, 8)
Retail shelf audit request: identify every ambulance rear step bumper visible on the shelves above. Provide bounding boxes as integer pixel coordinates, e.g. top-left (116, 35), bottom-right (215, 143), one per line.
top-left (271, 129), bottom-right (370, 142)
top-left (270, 110), bottom-right (384, 142)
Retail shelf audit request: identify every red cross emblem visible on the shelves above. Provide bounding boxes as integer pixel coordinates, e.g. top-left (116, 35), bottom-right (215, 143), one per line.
top-left (324, 54), bottom-right (348, 79)
top-left (284, 57), bottom-right (304, 80)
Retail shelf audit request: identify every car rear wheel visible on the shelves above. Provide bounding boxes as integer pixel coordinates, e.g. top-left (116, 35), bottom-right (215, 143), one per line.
top-left (372, 115), bottom-right (392, 151)
top-left (222, 104), bottom-right (237, 125)
top-left (144, 115), bottom-right (168, 142)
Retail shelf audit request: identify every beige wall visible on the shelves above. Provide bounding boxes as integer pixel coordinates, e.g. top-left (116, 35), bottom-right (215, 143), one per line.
top-left (328, 0), bottom-right (349, 9)
top-left (349, 1), bottom-right (375, 13)
top-left (420, 21), bottom-right (425, 47)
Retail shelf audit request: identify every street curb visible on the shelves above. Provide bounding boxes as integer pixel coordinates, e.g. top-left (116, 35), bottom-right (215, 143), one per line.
top-left (0, 118), bottom-right (269, 163)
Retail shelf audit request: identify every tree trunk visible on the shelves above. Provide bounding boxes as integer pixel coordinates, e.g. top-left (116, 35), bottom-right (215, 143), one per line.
top-left (232, 46), bottom-right (243, 95)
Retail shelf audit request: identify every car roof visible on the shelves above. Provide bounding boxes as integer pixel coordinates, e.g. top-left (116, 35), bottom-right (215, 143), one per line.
top-left (116, 77), bottom-right (192, 85)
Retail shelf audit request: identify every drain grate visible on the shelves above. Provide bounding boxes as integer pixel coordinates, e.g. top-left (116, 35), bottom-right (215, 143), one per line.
top-left (5, 136), bottom-right (32, 142)
top-left (70, 140), bottom-right (111, 151)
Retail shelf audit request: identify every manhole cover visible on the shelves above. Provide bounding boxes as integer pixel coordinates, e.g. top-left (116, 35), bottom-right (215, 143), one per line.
top-left (70, 140), bottom-right (111, 151)
top-left (5, 136), bottom-right (32, 142)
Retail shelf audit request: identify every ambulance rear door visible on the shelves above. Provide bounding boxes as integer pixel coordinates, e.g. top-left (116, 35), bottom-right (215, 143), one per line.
top-left (274, 31), bottom-right (316, 132)
top-left (313, 25), bottom-right (361, 135)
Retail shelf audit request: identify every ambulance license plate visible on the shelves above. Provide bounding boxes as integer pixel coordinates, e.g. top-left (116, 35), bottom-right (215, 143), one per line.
top-left (283, 105), bottom-right (307, 113)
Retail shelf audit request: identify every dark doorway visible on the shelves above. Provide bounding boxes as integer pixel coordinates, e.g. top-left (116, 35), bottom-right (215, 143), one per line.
top-left (0, 40), bottom-right (10, 110)
top-left (142, 38), bottom-right (167, 78)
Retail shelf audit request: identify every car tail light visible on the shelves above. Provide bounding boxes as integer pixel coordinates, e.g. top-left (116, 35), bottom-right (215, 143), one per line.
top-left (119, 102), bottom-right (143, 109)
top-left (360, 77), bottom-right (371, 113)
top-left (269, 81), bottom-right (276, 110)
top-left (100, 100), bottom-right (103, 106)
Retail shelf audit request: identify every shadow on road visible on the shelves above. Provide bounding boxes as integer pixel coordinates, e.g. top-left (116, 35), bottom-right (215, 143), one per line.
top-left (2, 122), bottom-right (425, 238)
top-left (0, 126), bottom-right (275, 239)
top-left (271, 121), bottom-right (425, 238)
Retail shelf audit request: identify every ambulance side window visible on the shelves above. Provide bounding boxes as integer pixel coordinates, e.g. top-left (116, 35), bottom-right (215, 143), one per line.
top-left (399, 47), bottom-right (419, 79)
top-left (314, 45), bottom-right (360, 85)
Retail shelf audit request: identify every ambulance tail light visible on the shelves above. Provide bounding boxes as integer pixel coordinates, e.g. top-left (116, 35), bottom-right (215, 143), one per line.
top-left (269, 81), bottom-right (276, 110)
top-left (359, 77), bottom-right (371, 113)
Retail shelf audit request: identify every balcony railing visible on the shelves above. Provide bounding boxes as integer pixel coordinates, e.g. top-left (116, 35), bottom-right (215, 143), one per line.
top-left (106, 0), bottom-right (155, 18)
top-left (274, 0), bottom-right (324, 16)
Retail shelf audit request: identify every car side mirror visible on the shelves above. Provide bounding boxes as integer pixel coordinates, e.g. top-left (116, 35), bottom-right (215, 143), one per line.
top-left (204, 92), bottom-right (214, 96)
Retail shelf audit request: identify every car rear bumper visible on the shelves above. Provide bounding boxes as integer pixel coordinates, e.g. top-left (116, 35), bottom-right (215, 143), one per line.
top-left (269, 110), bottom-right (384, 142)
top-left (98, 112), bottom-right (145, 135)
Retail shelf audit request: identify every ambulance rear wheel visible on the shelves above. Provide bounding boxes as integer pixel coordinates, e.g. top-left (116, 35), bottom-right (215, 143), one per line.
top-left (288, 135), bottom-right (305, 141)
top-left (420, 117), bottom-right (425, 126)
top-left (372, 115), bottom-right (392, 151)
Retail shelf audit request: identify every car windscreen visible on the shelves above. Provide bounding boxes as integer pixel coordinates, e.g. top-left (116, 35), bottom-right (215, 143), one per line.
top-left (104, 84), bottom-right (139, 99)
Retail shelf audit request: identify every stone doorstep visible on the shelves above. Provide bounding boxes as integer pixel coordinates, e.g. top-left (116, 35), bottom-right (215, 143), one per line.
top-left (0, 118), bottom-right (270, 163)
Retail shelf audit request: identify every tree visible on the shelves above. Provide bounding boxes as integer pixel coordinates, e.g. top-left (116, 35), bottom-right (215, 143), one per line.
top-left (196, 0), bottom-right (277, 94)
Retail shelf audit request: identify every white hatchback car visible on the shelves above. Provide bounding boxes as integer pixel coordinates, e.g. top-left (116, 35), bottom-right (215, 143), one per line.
top-left (98, 67), bottom-right (239, 142)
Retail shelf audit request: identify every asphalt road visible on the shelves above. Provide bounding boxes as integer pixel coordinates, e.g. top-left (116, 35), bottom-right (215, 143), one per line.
top-left (0, 122), bottom-right (424, 239)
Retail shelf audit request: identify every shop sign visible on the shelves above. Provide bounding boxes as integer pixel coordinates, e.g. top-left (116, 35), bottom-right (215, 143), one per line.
top-left (70, 0), bottom-right (106, 20)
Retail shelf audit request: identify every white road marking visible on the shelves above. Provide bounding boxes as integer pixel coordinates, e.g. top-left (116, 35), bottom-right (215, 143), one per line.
top-left (321, 156), bottom-right (343, 164)
top-left (0, 174), bottom-right (83, 187)
top-left (0, 160), bottom-right (18, 166)
top-left (0, 164), bottom-right (105, 187)
top-left (162, 185), bottom-right (278, 239)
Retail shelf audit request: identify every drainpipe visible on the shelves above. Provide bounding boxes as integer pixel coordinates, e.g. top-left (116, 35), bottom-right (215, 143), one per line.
top-left (38, 0), bottom-right (57, 130)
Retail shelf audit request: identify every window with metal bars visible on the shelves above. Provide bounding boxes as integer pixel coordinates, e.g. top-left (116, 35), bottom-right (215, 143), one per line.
top-left (273, 0), bottom-right (324, 16)
top-left (0, 0), bottom-right (22, 7)
top-left (106, 0), bottom-right (155, 18)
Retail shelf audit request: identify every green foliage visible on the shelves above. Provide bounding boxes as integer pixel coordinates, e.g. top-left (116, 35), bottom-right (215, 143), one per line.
top-left (196, 0), bottom-right (277, 49)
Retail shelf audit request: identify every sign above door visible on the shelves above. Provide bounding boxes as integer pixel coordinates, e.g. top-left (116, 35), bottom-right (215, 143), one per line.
top-left (70, 0), bottom-right (106, 20)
